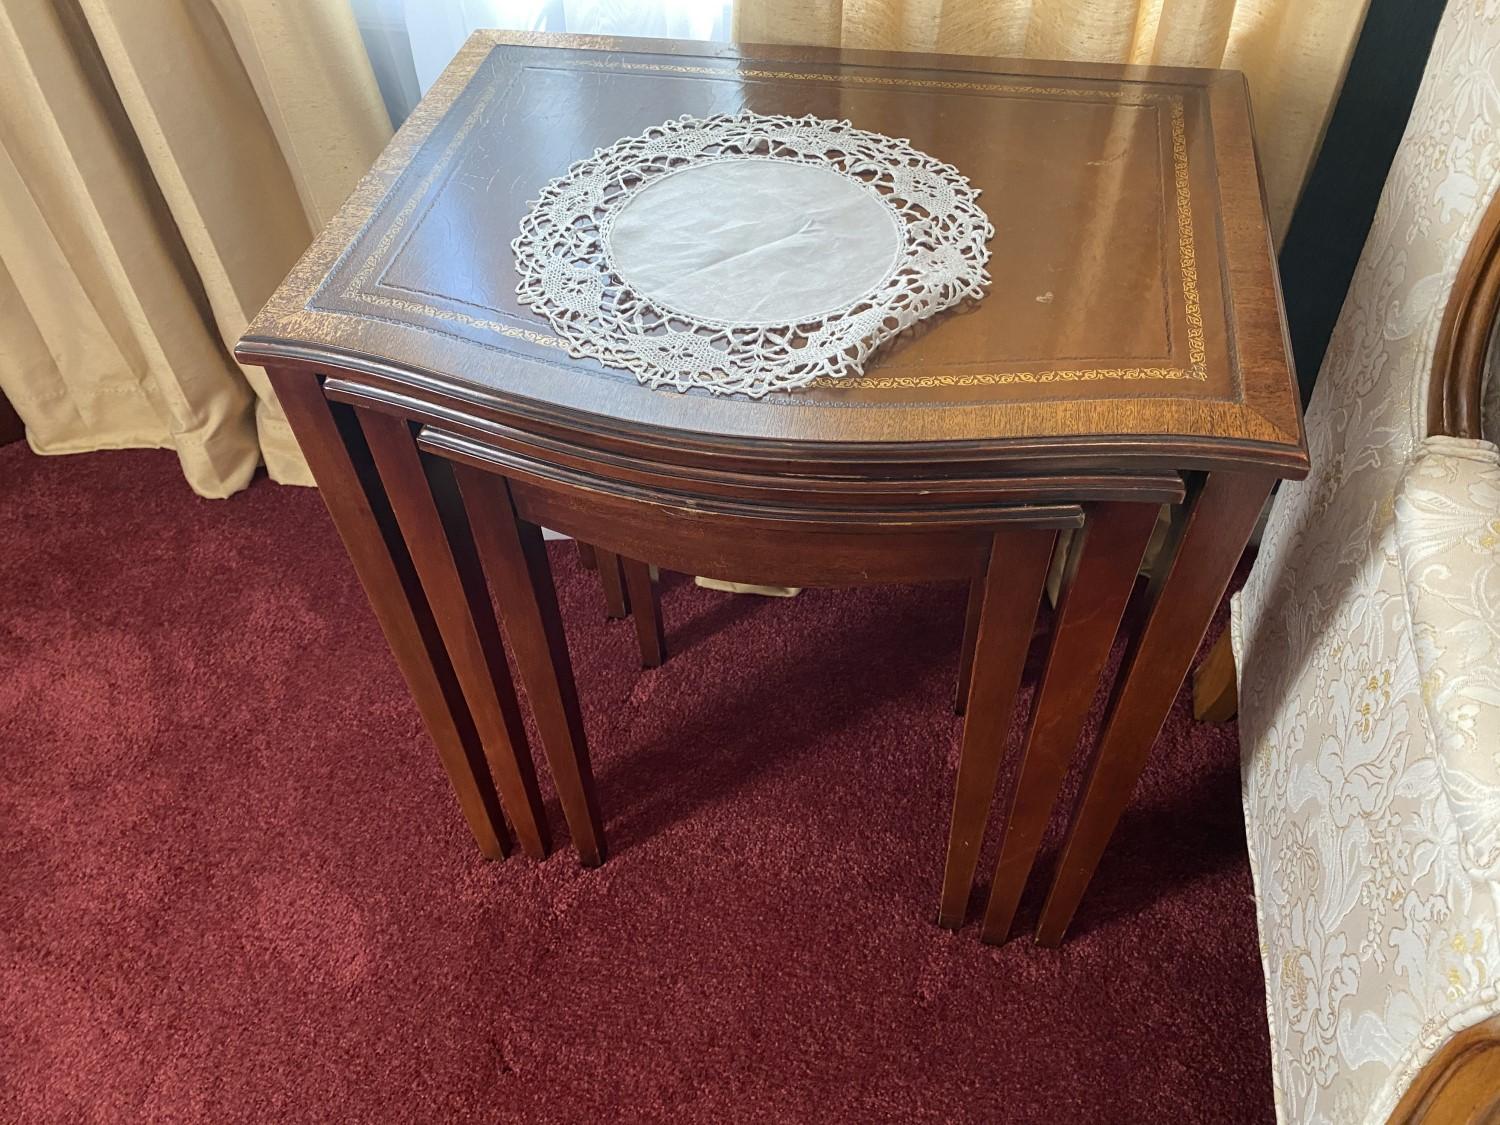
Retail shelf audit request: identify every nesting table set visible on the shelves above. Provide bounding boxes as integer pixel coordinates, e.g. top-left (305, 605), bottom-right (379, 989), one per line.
top-left (238, 32), bottom-right (1307, 945)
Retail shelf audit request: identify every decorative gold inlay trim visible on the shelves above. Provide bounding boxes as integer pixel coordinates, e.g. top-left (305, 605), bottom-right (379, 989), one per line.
top-left (331, 71), bottom-right (570, 350)
top-left (574, 58), bottom-right (1139, 100)
top-left (322, 55), bottom-right (1209, 392)
top-left (1171, 97), bottom-right (1207, 372)
top-left (836, 367), bottom-right (1194, 391)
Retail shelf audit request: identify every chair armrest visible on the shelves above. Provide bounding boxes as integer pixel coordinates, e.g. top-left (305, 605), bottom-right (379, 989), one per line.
top-left (1395, 436), bottom-right (1500, 880)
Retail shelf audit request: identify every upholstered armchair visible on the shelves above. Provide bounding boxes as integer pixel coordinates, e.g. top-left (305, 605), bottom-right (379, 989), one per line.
top-left (1230, 2), bottom-right (1500, 1121)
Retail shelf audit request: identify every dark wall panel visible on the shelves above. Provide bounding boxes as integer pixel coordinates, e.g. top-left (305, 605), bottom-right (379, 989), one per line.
top-left (1278, 0), bottom-right (1448, 402)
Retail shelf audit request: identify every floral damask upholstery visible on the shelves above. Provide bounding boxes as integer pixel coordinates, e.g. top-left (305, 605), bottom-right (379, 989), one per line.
top-left (1397, 437), bottom-right (1500, 884)
top-left (1231, 2), bottom-right (1500, 1121)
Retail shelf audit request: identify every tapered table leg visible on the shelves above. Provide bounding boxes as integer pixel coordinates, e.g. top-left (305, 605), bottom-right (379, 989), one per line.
top-left (456, 467), bottom-right (607, 866)
top-left (938, 528), bottom-right (1056, 929)
top-left (595, 549), bottom-right (629, 619)
top-left (1034, 472), bottom-right (1273, 946)
top-left (621, 558), bottom-right (666, 668)
top-left (979, 501), bottom-right (1159, 944)
top-left (357, 409), bottom-right (551, 860)
top-left (1191, 631), bottom-right (1238, 722)
top-left (954, 575), bottom-right (984, 716)
top-left (576, 541), bottom-right (598, 570)
top-left (265, 371), bottom-right (510, 859)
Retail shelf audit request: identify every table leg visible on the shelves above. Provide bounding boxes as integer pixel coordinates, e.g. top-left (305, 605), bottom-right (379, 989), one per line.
top-left (455, 467), bottom-right (608, 866)
top-left (1191, 631), bottom-right (1238, 722)
top-left (621, 557), bottom-right (666, 669)
top-left (582, 540), bottom-right (661, 666)
top-left (265, 371), bottom-right (510, 859)
top-left (1033, 472), bottom-right (1273, 946)
top-left (979, 501), bottom-right (1159, 944)
top-left (357, 409), bottom-right (551, 860)
top-left (953, 576), bottom-right (984, 716)
top-left (595, 549), bottom-right (629, 619)
top-left (937, 528), bottom-right (1056, 929)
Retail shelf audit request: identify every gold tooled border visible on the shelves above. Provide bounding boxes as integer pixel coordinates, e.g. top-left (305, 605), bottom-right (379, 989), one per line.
top-left (831, 96), bottom-right (1205, 390)
top-left (328, 55), bottom-right (1208, 389)
top-left (575, 59), bottom-right (1138, 100)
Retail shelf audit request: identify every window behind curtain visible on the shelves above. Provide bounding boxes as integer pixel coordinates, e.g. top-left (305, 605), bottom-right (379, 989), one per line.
top-left (349, 0), bottom-right (733, 124)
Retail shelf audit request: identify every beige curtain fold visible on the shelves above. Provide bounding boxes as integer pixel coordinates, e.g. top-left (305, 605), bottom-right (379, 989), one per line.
top-left (0, 0), bottom-right (390, 497)
top-left (0, 1), bottom-right (1364, 497)
top-left (733, 0), bottom-right (1370, 241)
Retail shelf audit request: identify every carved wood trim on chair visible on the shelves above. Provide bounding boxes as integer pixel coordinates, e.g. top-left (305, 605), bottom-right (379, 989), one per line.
top-left (1388, 1015), bottom-right (1500, 1125)
top-left (1428, 186), bottom-right (1500, 441)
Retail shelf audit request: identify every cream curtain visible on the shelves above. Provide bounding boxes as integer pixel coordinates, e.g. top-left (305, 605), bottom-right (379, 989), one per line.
top-left (0, 0), bottom-right (390, 498)
top-left (733, 0), bottom-right (1371, 241)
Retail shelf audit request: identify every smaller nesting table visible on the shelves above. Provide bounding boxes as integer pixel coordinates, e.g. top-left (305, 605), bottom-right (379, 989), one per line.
top-left (238, 32), bottom-right (1307, 944)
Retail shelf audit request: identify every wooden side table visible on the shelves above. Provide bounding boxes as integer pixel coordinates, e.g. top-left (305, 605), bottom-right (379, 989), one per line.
top-left (238, 32), bottom-right (1306, 943)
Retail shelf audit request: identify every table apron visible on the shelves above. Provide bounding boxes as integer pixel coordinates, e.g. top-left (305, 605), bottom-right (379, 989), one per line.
top-left (419, 424), bottom-right (1085, 587)
top-left (321, 374), bottom-right (1188, 509)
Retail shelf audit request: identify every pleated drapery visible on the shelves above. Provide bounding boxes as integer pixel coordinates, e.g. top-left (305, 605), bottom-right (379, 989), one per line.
top-left (1, 1), bottom-right (1368, 496)
top-left (0, 0), bottom-right (390, 497)
top-left (732, 0), bottom-right (1372, 241)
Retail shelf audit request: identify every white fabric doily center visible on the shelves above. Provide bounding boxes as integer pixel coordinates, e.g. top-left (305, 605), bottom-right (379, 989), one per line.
top-left (604, 158), bottom-right (903, 326)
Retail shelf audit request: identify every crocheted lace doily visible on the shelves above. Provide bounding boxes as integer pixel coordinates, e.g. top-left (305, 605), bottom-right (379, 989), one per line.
top-left (512, 112), bottom-right (993, 397)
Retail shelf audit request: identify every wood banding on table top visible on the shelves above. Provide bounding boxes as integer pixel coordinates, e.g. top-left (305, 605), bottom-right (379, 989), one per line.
top-left (237, 32), bottom-right (1307, 482)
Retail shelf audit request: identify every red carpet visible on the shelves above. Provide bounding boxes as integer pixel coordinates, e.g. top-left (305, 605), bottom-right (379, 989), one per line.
top-left (1, 445), bottom-right (1272, 1123)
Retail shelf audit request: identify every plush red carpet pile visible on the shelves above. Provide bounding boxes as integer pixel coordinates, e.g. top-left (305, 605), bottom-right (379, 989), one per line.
top-left (0, 445), bottom-right (1272, 1122)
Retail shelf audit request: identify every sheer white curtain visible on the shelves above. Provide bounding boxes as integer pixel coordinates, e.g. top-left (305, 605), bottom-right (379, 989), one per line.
top-left (350, 0), bottom-right (732, 123)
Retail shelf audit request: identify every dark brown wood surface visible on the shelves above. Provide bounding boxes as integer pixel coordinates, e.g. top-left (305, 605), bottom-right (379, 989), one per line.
top-left (455, 466), bottom-right (608, 866)
top-left (418, 418), bottom-right (1080, 879)
top-left (358, 409), bottom-right (552, 859)
top-left (1429, 184), bottom-right (1500, 440)
top-left (264, 371), bottom-right (511, 859)
top-left (1389, 1015), bottom-right (1500, 1125)
top-left (413, 418), bottom-right (1086, 580)
top-left (595, 549), bottom-right (629, 619)
top-left (1191, 631), bottom-right (1238, 723)
top-left (937, 528), bottom-right (1056, 929)
top-left (621, 559), bottom-right (666, 668)
top-left (953, 577), bottom-right (985, 716)
top-left (238, 33), bottom-right (1307, 939)
top-left (238, 32), bottom-right (1306, 485)
top-left (1034, 470), bottom-right (1274, 945)
top-left (980, 500), bottom-right (1159, 943)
